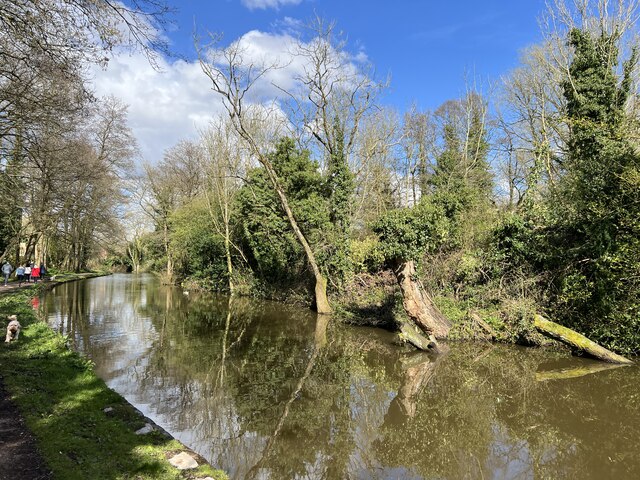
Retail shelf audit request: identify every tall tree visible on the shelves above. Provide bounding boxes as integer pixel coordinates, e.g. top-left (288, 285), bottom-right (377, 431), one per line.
top-left (143, 141), bottom-right (203, 283)
top-left (401, 107), bottom-right (436, 205)
top-left (429, 93), bottom-right (494, 248)
top-left (236, 138), bottom-right (330, 290)
top-left (550, 26), bottom-right (640, 352)
top-left (281, 18), bottom-right (385, 284)
top-left (200, 119), bottom-right (249, 293)
top-left (198, 36), bottom-right (332, 314)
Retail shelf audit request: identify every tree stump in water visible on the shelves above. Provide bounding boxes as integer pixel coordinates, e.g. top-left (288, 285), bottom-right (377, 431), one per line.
top-left (394, 259), bottom-right (451, 340)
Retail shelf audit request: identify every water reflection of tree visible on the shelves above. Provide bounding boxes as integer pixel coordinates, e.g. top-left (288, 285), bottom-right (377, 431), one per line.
top-left (133, 306), bottom-right (640, 480)
top-left (368, 345), bottom-right (640, 480)
top-left (45, 277), bottom-right (640, 480)
top-left (134, 293), bottom-right (369, 479)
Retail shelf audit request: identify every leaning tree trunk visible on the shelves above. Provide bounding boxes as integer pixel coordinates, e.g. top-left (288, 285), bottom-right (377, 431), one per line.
top-left (394, 259), bottom-right (451, 340)
top-left (200, 65), bottom-right (331, 314)
top-left (238, 128), bottom-right (331, 314)
top-left (262, 160), bottom-right (331, 314)
top-left (224, 217), bottom-right (234, 295)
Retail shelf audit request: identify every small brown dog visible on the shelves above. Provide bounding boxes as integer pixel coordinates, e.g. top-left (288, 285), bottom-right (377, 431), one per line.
top-left (5, 315), bottom-right (20, 343)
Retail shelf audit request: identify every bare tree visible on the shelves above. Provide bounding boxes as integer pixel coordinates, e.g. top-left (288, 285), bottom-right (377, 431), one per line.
top-left (48, 97), bottom-right (137, 270)
top-left (0, 0), bottom-right (171, 266)
top-left (200, 119), bottom-right (250, 293)
top-left (142, 141), bottom-right (204, 283)
top-left (401, 106), bottom-right (437, 206)
top-left (280, 17), bottom-right (386, 167)
top-left (496, 42), bottom-right (568, 208)
top-left (351, 107), bottom-right (400, 227)
top-left (0, 0), bottom-right (171, 74)
top-left (282, 17), bottom-right (388, 277)
top-left (197, 35), bottom-right (333, 314)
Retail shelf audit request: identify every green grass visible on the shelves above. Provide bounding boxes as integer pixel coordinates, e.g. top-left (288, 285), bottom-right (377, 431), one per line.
top-left (0, 289), bottom-right (227, 480)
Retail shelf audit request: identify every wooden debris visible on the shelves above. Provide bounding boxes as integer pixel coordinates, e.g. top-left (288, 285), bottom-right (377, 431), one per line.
top-left (398, 319), bottom-right (439, 352)
top-left (534, 315), bottom-right (634, 365)
top-left (470, 311), bottom-right (497, 339)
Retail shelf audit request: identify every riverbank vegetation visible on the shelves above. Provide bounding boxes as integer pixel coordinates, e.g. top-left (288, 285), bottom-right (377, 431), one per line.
top-left (0, 287), bottom-right (226, 479)
top-left (1, 1), bottom-right (639, 354)
top-left (130, 2), bottom-right (640, 354)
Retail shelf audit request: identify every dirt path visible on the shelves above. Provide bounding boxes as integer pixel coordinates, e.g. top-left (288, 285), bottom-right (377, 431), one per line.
top-left (0, 377), bottom-right (52, 480)
top-left (0, 281), bottom-right (43, 295)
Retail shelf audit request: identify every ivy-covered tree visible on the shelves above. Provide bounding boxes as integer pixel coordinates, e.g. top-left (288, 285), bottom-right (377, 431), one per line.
top-left (320, 119), bottom-right (355, 286)
top-left (237, 138), bottom-right (331, 292)
top-left (430, 94), bottom-right (493, 248)
top-left (550, 28), bottom-right (640, 353)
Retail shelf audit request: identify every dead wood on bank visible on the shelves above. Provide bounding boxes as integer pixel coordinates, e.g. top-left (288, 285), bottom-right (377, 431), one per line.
top-left (534, 315), bottom-right (633, 365)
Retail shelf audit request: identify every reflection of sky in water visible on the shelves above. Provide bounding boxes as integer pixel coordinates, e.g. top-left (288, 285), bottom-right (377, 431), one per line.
top-left (488, 424), bottom-right (533, 480)
top-left (43, 274), bottom-right (640, 480)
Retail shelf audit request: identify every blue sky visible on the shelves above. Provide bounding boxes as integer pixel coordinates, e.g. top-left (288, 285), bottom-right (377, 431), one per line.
top-left (166, 0), bottom-right (547, 110)
top-left (92, 0), bottom-right (549, 162)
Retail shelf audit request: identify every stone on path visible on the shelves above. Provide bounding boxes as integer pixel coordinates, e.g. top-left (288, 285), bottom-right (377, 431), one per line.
top-left (168, 451), bottom-right (199, 470)
top-left (135, 423), bottom-right (154, 435)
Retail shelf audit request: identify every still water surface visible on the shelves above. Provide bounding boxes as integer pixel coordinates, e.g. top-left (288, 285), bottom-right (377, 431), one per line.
top-left (43, 274), bottom-right (640, 479)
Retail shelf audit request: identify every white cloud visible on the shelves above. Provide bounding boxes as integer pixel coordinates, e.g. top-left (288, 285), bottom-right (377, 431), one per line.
top-left (89, 28), bottom-right (368, 166)
top-left (274, 16), bottom-right (305, 33)
top-left (241, 0), bottom-right (302, 10)
top-left (89, 53), bottom-right (223, 164)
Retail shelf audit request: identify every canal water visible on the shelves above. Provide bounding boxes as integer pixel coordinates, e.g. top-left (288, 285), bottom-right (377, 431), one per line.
top-left (43, 274), bottom-right (640, 479)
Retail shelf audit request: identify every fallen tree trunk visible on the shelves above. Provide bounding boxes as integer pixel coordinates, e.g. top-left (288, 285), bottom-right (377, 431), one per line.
top-left (534, 315), bottom-right (634, 365)
top-left (394, 260), bottom-right (451, 340)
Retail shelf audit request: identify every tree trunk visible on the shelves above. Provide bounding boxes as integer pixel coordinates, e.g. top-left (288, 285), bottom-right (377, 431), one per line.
top-left (394, 259), bottom-right (451, 340)
top-left (224, 217), bottom-right (234, 294)
top-left (234, 124), bottom-right (331, 314)
top-left (166, 255), bottom-right (173, 283)
top-left (534, 315), bottom-right (634, 365)
top-left (163, 221), bottom-right (173, 284)
top-left (266, 165), bottom-right (331, 314)
top-left (397, 318), bottom-right (438, 351)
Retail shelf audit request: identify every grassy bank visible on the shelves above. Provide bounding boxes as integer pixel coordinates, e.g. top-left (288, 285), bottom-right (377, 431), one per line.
top-left (0, 282), bottom-right (227, 480)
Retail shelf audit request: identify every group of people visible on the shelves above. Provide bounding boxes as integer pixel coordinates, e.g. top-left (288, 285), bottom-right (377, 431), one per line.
top-left (1, 261), bottom-right (47, 287)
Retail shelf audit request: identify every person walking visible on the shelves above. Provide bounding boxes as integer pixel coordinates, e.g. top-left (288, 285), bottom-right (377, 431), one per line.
top-left (2, 261), bottom-right (13, 286)
top-left (24, 263), bottom-right (31, 283)
top-left (39, 263), bottom-right (46, 281)
top-left (31, 264), bottom-right (40, 283)
top-left (16, 265), bottom-right (25, 286)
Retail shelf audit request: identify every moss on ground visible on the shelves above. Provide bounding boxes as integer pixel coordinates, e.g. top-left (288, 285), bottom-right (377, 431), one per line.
top-left (0, 286), bottom-right (227, 480)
